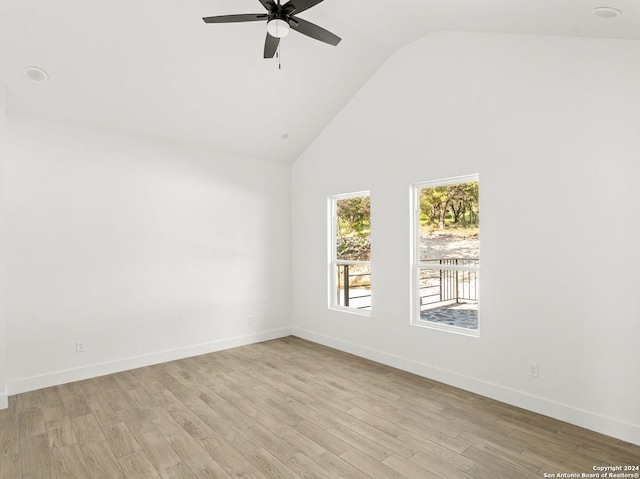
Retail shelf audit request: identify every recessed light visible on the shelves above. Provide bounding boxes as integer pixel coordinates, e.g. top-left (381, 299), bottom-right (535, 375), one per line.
top-left (24, 66), bottom-right (49, 82)
top-left (280, 132), bottom-right (290, 140)
top-left (592, 7), bottom-right (622, 18)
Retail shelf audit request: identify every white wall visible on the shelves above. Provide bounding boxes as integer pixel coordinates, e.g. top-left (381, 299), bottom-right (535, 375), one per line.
top-left (291, 32), bottom-right (640, 445)
top-left (5, 116), bottom-right (291, 393)
top-left (0, 86), bottom-right (7, 407)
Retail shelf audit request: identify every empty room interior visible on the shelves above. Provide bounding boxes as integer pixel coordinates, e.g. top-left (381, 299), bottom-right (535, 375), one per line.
top-left (1, 0), bottom-right (639, 477)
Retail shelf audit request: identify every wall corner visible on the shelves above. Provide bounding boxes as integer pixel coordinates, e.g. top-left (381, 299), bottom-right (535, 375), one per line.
top-left (0, 84), bottom-right (7, 408)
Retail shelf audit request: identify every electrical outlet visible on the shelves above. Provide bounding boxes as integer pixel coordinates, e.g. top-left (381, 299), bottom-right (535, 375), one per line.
top-left (527, 362), bottom-right (538, 377)
top-left (76, 340), bottom-right (85, 353)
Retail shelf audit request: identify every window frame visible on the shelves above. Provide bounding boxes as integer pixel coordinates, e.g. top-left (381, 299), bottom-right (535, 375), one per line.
top-left (328, 191), bottom-right (372, 316)
top-left (410, 174), bottom-right (480, 337)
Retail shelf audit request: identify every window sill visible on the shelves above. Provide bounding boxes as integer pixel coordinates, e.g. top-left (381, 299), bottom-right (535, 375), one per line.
top-left (329, 306), bottom-right (371, 317)
top-left (411, 319), bottom-right (480, 338)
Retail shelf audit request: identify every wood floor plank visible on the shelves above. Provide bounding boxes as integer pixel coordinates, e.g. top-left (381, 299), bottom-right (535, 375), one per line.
top-left (284, 452), bottom-right (342, 479)
top-left (340, 448), bottom-right (407, 479)
top-left (457, 431), bottom-right (544, 474)
top-left (80, 441), bottom-right (124, 479)
top-left (576, 438), bottom-right (640, 465)
top-left (193, 386), bottom-right (257, 432)
top-left (118, 451), bottom-right (162, 479)
top-left (16, 391), bottom-right (42, 415)
top-left (71, 413), bottom-right (107, 445)
top-left (0, 405), bottom-right (15, 424)
top-left (398, 419), bottom-right (470, 454)
top-left (508, 426), bottom-right (580, 455)
top-left (457, 424), bottom-right (525, 453)
top-left (242, 423), bottom-right (300, 461)
top-left (135, 430), bottom-right (182, 472)
top-left (78, 379), bottom-right (108, 409)
top-left (5, 337), bottom-right (640, 479)
top-left (522, 442), bottom-right (604, 474)
top-left (309, 398), bottom-right (417, 458)
top-left (0, 419), bottom-right (18, 456)
top-left (200, 433), bottom-right (269, 479)
top-left (117, 407), bottom-right (156, 440)
top-left (204, 424), bottom-right (263, 461)
top-left (20, 464), bottom-right (56, 479)
top-left (468, 461), bottom-right (521, 479)
top-left (289, 419), bottom-right (353, 457)
top-left (89, 398), bottom-right (121, 430)
top-left (251, 385), bottom-right (307, 426)
top-left (346, 406), bottom-right (407, 438)
top-left (60, 394), bottom-right (92, 419)
top-left (18, 410), bottom-right (46, 439)
top-left (0, 453), bottom-right (20, 479)
top-left (398, 430), bottom-right (475, 470)
top-left (314, 450), bottom-right (376, 479)
top-left (158, 462), bottom-right (197, 479)
top-left (366, 393), bottom-right (451, 423)
top-left (382, 453), bottom-right (442, 479)
top-left (445, 404), bottom-right (515, 436)
top-left (396, 406), bottom-right (466, 438)
top-left (155, 390), bottom-right (214, 440)
top-left (244, 448), bottom-right (299, 479)
top-left (38, 388), bottom-right (64, 412)
top-left (127, 388), bottom-right (163, 413)
top-left (102, 422), bottom-right (140, 458)
top-left (144, 406), bottom-right (191, 440)
top-left (251, 368), bottom-right (316, 405)
top-left (267, 419), bottom-right (328, 459)
top-left (410, 450), bottom-right (476, 479)
top-left (463, 445), bottom-right (542, 479)
top-left (306, 406), bottom-right (395, 460)
top-left (45, 414), bottom-right (77, 449)
top-left (165, 433), bottom-right (230, 479)
top-left (50, 444), bottom-right (90, 479)
top-left (19, 434), bottom-right (52, 476)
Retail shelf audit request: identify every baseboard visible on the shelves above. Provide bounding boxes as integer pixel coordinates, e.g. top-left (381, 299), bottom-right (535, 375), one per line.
top-left (292, 327), bottom-right (640, 446)
top-left (8, 327), bottom-right (292, 397)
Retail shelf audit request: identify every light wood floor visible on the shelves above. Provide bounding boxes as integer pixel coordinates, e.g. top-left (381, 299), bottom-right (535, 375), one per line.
top-left (1, 337), bottom-right (638, 478)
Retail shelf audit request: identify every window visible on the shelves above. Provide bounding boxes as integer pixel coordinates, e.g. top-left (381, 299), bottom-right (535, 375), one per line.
top-left (411, 175), bottom-right (479, 335)
top-left (329, 192), bottom-right (371, 314)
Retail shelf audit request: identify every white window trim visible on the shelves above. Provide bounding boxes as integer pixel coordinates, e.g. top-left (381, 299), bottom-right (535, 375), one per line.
top-left (410, 174), bottom-right (479, 337)
top-left (328, 191), bottom-right (371, 316)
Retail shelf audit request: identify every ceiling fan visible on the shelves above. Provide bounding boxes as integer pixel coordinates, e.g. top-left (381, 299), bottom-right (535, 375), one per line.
top-left (203, 0), bottom-right (341, 58)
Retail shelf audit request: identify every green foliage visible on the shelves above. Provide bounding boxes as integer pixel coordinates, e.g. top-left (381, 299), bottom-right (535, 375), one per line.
top-left (337, 196), bottom-right (370, 234)
top-left (420, 181), bottom-right (479, 230)
top-left (336, 196), bottom-right (371, 261)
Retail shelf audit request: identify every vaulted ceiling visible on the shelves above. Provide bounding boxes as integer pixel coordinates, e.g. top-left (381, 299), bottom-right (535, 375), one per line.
top-left (1, 0), bottom-right (638, 163)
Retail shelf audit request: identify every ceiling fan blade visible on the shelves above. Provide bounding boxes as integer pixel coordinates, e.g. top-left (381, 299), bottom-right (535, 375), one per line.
top-left (203, 14), bottom-right (268, 23)
top-left (289, 16), bottom-right (341, 46)
top-left (283, 0), bottom-right (324, 15)
top-left (258, 0), bottom-right (277, 12)
top-left (264, 33), bottom-right (280, 58)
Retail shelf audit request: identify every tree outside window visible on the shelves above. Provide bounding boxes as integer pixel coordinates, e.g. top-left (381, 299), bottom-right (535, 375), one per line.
top-left (330, 193), bottom-right (371, 313)
top-left (413, 176), bottom-right (479, 334)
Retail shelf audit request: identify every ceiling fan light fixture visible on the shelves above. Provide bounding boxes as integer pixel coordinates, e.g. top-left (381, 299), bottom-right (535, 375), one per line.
top-left (267, 18), bottom-right (290, 38)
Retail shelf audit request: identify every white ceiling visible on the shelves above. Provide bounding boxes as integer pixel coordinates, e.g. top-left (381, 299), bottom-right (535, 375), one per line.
top-left (1, 0), bottom-right (638, 163)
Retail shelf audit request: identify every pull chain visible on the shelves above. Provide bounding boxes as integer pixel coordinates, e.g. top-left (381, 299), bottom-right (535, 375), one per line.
top-left (278, 42), bottom-right (282, 70)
